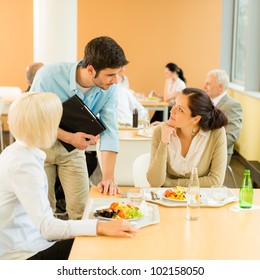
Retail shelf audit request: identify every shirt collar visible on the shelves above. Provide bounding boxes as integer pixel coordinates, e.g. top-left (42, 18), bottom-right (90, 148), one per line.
top-left (197, 129), bottom-right (209, 137)
top-left (15, 140), bottom-right (46, 161)
top-left (69, 61), bottom-right (104, 98)
top-left (69, 61), bottom-right (81, 93)
top-left (211, 91), bottom-right (227, 106)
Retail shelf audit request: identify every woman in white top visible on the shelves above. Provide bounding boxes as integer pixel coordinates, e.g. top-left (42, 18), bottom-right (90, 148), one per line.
top-left (0, 92), bottom-right (138, 260)
top-left (151, 63), bottom-right (186, 122)
top-left (147, 88), bottom-right (228, 188)
top-left (163, 63), bottom-right (186, 103)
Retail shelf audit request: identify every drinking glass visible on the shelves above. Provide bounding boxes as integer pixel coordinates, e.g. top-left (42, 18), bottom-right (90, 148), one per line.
top-left (211, 185), bottom-right (227, 202)
top-left (127, 189), bottom-right (143, 207)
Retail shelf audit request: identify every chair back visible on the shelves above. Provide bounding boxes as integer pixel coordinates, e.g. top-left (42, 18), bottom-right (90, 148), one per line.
top-left (0, 86), bottom-right (22, 98)
top-left (132, 153), bottom-right (151, 187)
top-left (96, 138), bottom-right (151, 186)
top-left (0, 96), bottom-right (4, 151)
top-left (0, 96), bottom-right (4, 115)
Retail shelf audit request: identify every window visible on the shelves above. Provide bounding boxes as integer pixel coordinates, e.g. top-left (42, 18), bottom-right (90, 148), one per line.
top-left (221, 0), bottom-right (260, 92)
top-left (231, 0), bottom-right (248, 85)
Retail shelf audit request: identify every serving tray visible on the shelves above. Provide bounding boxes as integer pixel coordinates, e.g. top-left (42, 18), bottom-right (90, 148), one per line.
top-left (143, 187), bottom-right (238, 208)
top-left (82, 198), bottom-right (160, 228)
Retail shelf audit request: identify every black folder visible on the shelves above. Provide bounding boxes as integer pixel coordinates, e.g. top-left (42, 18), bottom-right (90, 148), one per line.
top-left (59, 94), bottom-right (106, 152)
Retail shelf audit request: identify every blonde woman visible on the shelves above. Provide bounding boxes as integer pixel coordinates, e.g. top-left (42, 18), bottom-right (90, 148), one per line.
top-left (0, 92), bottom-right (138, 260)
top-left (147, 88), bottom-right (228, 188)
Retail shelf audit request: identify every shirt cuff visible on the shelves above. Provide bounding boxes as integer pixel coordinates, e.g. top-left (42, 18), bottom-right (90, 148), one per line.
top-left (70, 219), bottom-right (98, 236)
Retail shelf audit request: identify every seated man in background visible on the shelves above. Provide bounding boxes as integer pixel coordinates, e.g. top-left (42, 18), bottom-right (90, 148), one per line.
top-left (204, 69), bottom-right (243, 165)
top-left (118, 85), bottom-right (148, 126)
top-left (117, 65), bottom-right (130, 89)
top-left (25, 62), bottom-right (44, 92)
top-left (117, 67), bottom-right (148, 126)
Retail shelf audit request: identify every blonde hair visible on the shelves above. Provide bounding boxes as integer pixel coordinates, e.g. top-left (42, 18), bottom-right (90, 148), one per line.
top-left (8, 92), bottom-right (62, 148)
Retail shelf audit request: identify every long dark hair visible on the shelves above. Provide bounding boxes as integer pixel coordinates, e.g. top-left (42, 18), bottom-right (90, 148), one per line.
top-left (82, 36), bottom-right (129, 74)
top-left (166, 63), bottom-right (186, 83)
top-left (182, 88), bottom-right (227, 131)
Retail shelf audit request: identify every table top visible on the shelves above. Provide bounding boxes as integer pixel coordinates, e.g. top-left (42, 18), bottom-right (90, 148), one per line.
top-left (69, 186), bottom-right (260, 260)
top-left (141, 101), bottom-right (170, 107)
top-left (118, 129), bottom-right (151, 140)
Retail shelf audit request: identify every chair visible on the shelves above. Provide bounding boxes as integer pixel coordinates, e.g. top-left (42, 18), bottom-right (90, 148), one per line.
top-left (0, 87), bottom-right (22, 145)
top-left (132, 153), bottom-right (151, 187)
top-left (0, 87), bottom-right (22, 107)
top-left (0, 97), bottom-right (4, 152)
top-left (227, 164), bottom-right (238, 188)
top-left (96, 138), bottom-right (151, 186)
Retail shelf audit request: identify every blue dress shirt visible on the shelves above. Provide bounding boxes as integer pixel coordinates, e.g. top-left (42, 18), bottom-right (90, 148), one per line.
top-left (30, 61), bottom-right (119, 152)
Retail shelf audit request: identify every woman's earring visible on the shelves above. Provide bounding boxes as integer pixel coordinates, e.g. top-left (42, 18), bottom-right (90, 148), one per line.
top-left (192, 127), bottom-right (196, 136)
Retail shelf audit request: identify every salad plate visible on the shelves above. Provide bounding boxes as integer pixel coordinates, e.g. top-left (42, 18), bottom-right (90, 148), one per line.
top-left (82, 198), bottom-right (160, 228)
top-left (93, 203), bottom-right (143, 221)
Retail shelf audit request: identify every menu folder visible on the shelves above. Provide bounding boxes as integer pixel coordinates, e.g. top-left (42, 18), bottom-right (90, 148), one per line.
top-left (59, 94), bottom-right (106, 152)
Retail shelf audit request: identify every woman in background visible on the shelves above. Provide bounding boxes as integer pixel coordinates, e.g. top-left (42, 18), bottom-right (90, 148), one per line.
top-left (147, 88), bottom-right (228, 188)
top-left (0, 92), bottom-right (138, 260)
top-left (151, 62), bottom-right (186, 122)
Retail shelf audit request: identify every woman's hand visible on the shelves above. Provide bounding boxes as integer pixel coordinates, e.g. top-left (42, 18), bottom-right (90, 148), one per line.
top-left (97, 220), bottom-right (139, 237)
top-left (161, 123), bottom-right (177, 144)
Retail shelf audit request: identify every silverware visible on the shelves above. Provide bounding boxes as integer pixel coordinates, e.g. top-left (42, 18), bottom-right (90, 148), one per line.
top-left (151, 191), bottom-right (160, 201)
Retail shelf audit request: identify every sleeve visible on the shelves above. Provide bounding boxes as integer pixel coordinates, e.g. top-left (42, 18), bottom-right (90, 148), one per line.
top-left (224, 101), bottom-right (243, 152)
top-left (177, 128), bottom-right (227, 187)
top-left (99, 88), bottom-right (119, 152)
top-left (146, 126), bottom-right (168, 187)
top-left (127, 91), bottom-right (147, 119)
top-left (10, 160), bottom-right (98, 240)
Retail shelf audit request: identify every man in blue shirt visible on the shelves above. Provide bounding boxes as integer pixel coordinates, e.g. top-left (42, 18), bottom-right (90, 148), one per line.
top-left (30, 36), bottom-right (128, 219)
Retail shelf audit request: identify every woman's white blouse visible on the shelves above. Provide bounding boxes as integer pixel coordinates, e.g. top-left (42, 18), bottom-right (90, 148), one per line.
top-left (0, 142), bottom-right (97, 260)
top-left (168, 130), bottom-right (211, 176)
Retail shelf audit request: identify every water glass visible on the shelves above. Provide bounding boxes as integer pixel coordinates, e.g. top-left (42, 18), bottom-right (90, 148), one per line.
top-left (127, 189), bottom-right (143, 207)
top-left (211, 185), bottom-right (227, 202)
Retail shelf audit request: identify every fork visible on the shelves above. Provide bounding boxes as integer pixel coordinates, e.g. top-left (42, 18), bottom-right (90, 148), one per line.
top-left (151, 191), bottom-right (160, 200)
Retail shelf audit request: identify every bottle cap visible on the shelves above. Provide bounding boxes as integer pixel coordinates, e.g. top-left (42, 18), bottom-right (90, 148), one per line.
top-left (244, 169), bottom-right (250, 175)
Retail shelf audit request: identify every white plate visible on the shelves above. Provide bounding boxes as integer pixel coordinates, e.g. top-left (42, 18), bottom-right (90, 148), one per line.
top-left (93, 204), bottom-right (143, 221)
top-left (137, 129), bottom-right (153, 138)
top-left (145, 98), bottom-right (162, 103)
top-left (82, 198), bottom-right (160, 228)
top-left (162, 196), bottom-right (187, 202)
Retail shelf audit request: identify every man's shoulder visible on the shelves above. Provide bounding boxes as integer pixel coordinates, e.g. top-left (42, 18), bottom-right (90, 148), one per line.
top-left (40, 62), bottom-right (75, 75)
top-left (217, 94), bottom-right (242, 110)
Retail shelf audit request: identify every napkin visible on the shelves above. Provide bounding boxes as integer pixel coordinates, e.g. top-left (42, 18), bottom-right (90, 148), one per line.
top-left (229, 204), bottom-right (260, 212)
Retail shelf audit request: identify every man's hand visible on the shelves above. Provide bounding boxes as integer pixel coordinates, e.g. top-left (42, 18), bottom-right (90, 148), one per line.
top-left (97, 179), bottom-right (120, 196)
top-left (70, 132), bottom-right (99, 150)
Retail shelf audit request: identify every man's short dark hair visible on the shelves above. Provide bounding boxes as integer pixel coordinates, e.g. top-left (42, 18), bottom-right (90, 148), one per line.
top-left (82, 36), bottom-right (128, 73)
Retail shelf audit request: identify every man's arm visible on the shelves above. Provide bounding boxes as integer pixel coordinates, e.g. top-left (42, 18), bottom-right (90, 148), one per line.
top-left (223, 101), bottom-right (243, 153)
top-left (57, 128), bottom-right (99, 150)
top-left (97, 151), bottom-right (119, 195)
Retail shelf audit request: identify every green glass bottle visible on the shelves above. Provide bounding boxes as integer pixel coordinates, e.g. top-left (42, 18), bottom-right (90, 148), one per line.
top-left (239, 169), bottom-right (254, 208)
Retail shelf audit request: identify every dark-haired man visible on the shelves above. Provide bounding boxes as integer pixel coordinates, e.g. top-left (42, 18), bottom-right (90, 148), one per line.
top-left (31, 36), bottom-right (128, 219)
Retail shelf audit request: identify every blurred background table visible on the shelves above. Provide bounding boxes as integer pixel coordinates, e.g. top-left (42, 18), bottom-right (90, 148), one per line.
top-left (141, 101), bottom-right (170, 122)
